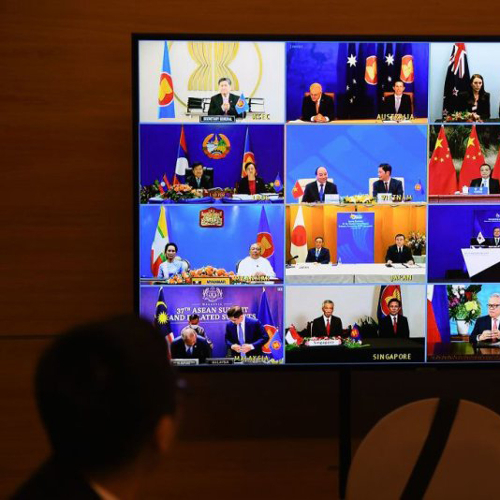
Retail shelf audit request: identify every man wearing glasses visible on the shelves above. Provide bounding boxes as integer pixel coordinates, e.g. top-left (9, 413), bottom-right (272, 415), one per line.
top-left (470, 293), bottom-right (500, 345)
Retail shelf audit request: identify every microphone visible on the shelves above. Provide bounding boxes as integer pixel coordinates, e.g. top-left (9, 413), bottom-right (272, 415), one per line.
top-left (287, 255), bottom-right (299, 265)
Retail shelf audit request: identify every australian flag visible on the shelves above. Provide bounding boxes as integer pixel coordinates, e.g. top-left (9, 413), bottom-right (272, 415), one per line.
top-left (442, 43), bottom-right (470, 118)
top-left (345, 43), bottom-right (360, 119)
top-left (258, 289), bottom-right (283, 360)
top-left (379, 43), bottom-right (398, 108)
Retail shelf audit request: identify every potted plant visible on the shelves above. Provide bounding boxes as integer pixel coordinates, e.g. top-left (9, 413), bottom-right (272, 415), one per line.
top-left (447, 285), bottom-right (482, 335)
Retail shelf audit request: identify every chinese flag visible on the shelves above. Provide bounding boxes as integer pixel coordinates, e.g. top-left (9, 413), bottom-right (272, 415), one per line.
top-left (458, 125), bottom-right (485, 190)
top-left (291, 180), bottom-right (304, 199)
top-left (492, 146), bottom-right (500, 181)
top-left (428, 126), bottom-right (457, 195)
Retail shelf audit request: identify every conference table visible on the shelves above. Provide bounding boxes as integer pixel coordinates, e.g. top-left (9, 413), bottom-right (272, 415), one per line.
top-left (461, 247), bottom-right (500, 280)
top-left (428, 341), bottom-right (500, 361)
top-left (286, 338), bottom-right (425, 364)
top-left (286, 263), bottom-right (426, 284)
top-left (429, 194), bottom-right (500, 204)
top-left (287, 119), bottom-right (428, 125)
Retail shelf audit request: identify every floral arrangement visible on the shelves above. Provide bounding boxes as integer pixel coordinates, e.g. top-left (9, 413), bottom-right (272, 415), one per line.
top-left (264, 182), bottom-right (284, 195)
top-left (444, 111), bottom-right (477, 123)
top-left (342, 194), bottom-right (375, 204)
top-left (447, 285), bottom-right (482, 322)
top-left (407, 231), bottom-right (426, 255)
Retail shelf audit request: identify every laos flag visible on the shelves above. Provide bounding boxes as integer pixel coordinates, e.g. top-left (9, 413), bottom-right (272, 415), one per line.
top-left (158, 41), bottom-right (175, 118)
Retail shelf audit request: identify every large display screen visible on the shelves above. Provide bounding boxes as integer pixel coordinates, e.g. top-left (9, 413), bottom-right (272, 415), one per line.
top-left (134, 36), bottom-right (500, 366)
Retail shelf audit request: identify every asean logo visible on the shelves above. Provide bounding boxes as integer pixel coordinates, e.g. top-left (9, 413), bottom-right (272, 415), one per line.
top-left (202, 134), bottom-right (231, 159)
top-left (400, 55), bottom-right (414, 84)
top-left (365, 56), bottom-right (378, 85)
top-left (414, 183), bottom-right (422, 192)
top-left (256, 232), bottom-right (274, 258)
top-left (158, 72), bottom-right (174, 106)
top-left (262, 325), bottom-right (280, 354)
top-left (351, 329), bottom-right (360, 339)
top-left (202, 287), bottom-right (223, 303)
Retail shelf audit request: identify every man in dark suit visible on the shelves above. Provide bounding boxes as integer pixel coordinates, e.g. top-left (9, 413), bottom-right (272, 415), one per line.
top-left (382, 80), bottom-right (412, 116)
top-left (306, 236), bottom-right (331, 264)
top-left (469, 163), bottom-right (500, 194)
top-left (307, 300), bottom-right (343, 338)
top-left (225, 305), bottom-right (269, 357)
top-left (386, 234), bottom-right (414, 265)
top-left (12, 316), bottom-right (177, 500)
top-left (378, 298), bottom-right (410, 338)
top-left (485, 227), bottom-right (500, 247)
top-left (470, 293), bottom-right (500, 345)
top-left (301, 82), bottom-right (335, 122)
top-left (207, 77), bottom-right (241, 117)
top-left (186, 162), bottom-right (213, 190)
top-left (302, 166), bottom-right (338, 203)
top-left (170, 327), bottom-right (211, 363)
top-left (372, 163), bottom-right (403, 199)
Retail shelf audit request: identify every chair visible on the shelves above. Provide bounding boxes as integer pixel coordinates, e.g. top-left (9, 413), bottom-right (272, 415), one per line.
top-left (346, 398), bottom-right (500, 499)
top-left (368, 177), bottom-right (405, 198)
top-left (174, 256), bottom-right (190, 272)
top-left (235, 259), bottom-right (242, 274)
top-left (383, 92), bottom-right (414, 115)
top-left (296, 178), bottom-right (335, 203)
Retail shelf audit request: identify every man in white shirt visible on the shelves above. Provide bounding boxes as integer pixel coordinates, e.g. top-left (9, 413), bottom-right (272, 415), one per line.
top-left (237, 243), bottom-right (276, 278)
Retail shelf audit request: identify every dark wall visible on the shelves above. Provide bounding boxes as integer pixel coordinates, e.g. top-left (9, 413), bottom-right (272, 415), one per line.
top-left (3, 1), bottom-right (500, 497)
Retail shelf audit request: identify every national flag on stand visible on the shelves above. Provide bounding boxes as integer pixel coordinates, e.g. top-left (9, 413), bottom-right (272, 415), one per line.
top-left (241, 127), bottom-right (255, 178)
top-left (174, 125), bottom-right (188, 184)
top-left (158, 41), bottom-right (175, 119)
top-left (258, 289), bottom-right (282, 360)
top-left (291, 180), bottom-right (304, 199)
top-left (350, 323), bottom-right (362, 342)
top-left (151, 206), bottom-right (169, 277)
top-left (273, 172), bottom-right (282, 193)
top-left (290, 206), bottom-right (307, 263)
top-left (345, 42), bottom-right (360, 119)
top-left (158, 173), bottom-right (172, 194)
top-left (442, 43), bottom-right (470, 118)
top-left (427, 285), bottom-right (451, 348)
top-left (285, 324), bottom-right (304, 345)
top-left (363, 43), bottom-right (378, 118)
top-left (428, 126), bottom-right (457, 195)
top-left (256, 207), bottom-right (276, 271)
top-left (473, 214), bottom-right (486, 244)
top-left (235, 93), bottom-right (249, 115)
top-left (379, 42), bottom-right (398, 104)
top-left (458, 125), bottom-right (484, 191)
top-left (377, 285), bottom-right (403, 323)
top-left (154, 287), bottom-right (174, 344)
top-left (492, 147), bottom-right (500, 181)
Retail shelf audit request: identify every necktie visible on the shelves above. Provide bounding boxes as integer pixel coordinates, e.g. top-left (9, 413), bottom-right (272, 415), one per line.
top-left (393, 316), bottom-right (397, 334)
top-left (187, 346), bottom-right (193, 357)
top-left (395, 97), bottom-right (400, 113)
top-left (326, 318), bottom-right (331, 336)
top-left (494, 319), bottom-right (498, 331)
top-left (238, 323), bottom-right (244, 344)
top-left (319, 183), bottom-right (324, 202)
top-left (197, 178), bottom-right (201, 188)
top-left (316, 249), bottom-right (320, 258)
top-left (384, 181), bottom-right (389, 193)
top-left (496, 238), bottom-right (499, 246)
top-left (316, 100), bottom-right (320, 114)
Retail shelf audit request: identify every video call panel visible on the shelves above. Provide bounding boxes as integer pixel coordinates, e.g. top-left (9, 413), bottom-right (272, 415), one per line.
top-left (135, 37), bottom-right (500, 366)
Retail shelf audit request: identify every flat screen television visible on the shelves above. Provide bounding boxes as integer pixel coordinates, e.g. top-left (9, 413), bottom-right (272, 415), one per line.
top-left (133, 35), bottom-right (500, 367)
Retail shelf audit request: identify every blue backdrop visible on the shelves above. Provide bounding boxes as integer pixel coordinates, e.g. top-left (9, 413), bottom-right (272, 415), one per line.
top-left (428, 205), bottom-right (499, 280)
top-left (140, 285), bottom-right (284, 359)
top-left (337, 212), bottom-right (375, 263)
top-left (286, 42), bottom-right (429, 120)
top-left (286, 125), bottom-right (427, 202)
top-left (140, 124), bottom-right (284, 187)
top-left (140, 204), bottom-right (284, 277)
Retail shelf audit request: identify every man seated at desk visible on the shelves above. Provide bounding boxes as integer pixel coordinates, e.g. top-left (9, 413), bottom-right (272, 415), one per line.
top-left (469, 163), bottom-right (500, 194)
top-left (385, 234), bottom-right (414, 265)
top-left (207, 77), bottom-right (240, 117)
top-left (301, 83), bottom-right (335, 123)
top-left (186, 162), bottom-right (213, 190)
top-left (372, 163), bottom-right (403, 199)
top-left (305, 236), bottom-right (331, 264)
top-left (237, 243), bottom-right (276, 278)
top-left (378, 298), bottom-right (410, 338)
top-left (225, 305), bottom-right (269, 357)
top-left (469, 293), bottom-right (500, 345)
top-left (381, 80), bottom-right (412, 117)
top-left (302, 166), bottom-right (338, 203)
top-left (188, 313), bottom-right (213, 350)
top-left (306, 300), bottom-right (343, 337)
top-left (170, 326), bottom-right (211, 363)
top-left (485, 227), bottom-right (500, 247)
